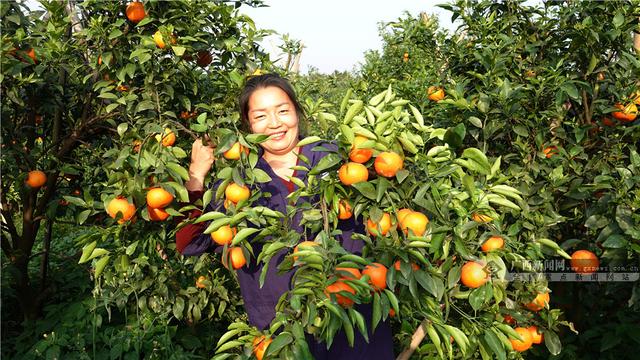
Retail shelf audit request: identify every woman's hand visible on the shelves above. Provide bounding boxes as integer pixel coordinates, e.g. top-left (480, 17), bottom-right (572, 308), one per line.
top-left (185, 138), bottom-right (216, 192)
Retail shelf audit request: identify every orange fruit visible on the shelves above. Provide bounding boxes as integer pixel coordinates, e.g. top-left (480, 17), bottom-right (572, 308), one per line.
top-left (481, 236), bottom-right (504, 252)
top-left (362, 263), bottom-right (388, 291)
top-left (148, 206), bottom-right (169, 221)
top-left (460, 261), bottom-right (490, 288)
top-left (155, 128), bottom-right (176, 146)
top-left (223, 199), bottom-right (234, 210)
top-left (427, 86), bottom-right (445, 101)
top-left (525, 70), bottom-right (536, 78)
top-left (527, 326), bottom-right (544, 344)
top-left (471, 213), bottom-right (492, 223)
top-left (396, 208), bottom-right (413, 228)
top-left (399, 211), bottom-right (429, 236)
top-left (570, 250), bottom-right (599, 274)
top-left (195, 275), bottom-right (206, 289)
top-left (25, 170), bottom-right (47, 188)
top-left (336, 267), bottom-right (362, 280)
top-left (252, 336), bottom-right (272, 360)
top-left (374, 151), bottom-right (403, 178)
top-left (125, 1), bottom-right (146, 23)
top-left (223, 142), bottom-right (248, 160)
top-left (227, 247), bottom-right (246, 270)
top-left (132, 139), bottom-right (142, 153)
top-left (349, 136), bottom-right (373, 163)
top-left (338, 162), bottom-right (369, 185)
top-left (325, 281), bottom-right (356, 307)
top-left (525, 292), bottom-right (550, 311)
top-left (634, 91), bottom-right (640, 105)
top-left (503, 314), bottom-right (516, 325)
top-left (196, 51), bottom-right (213, 67)
top-left (293, 241), bottom-right (319, 261)
top-left (116, 85), bottom-right (129, 92)
top-left (146, 187), bottom-right (174, 208)
top-left (367, 213), bottom-right (391, 236)
top-left (26, 48), bottom-right (37, 63)
top-left (612, 103), bottom-right (637, 122)
top-left (393, 260), bottom-right (419, 271)
top-left (211, 225), bottom-right (237, 246)
top-left (510, 327), bottom-right (533, 352)
top-left (596, 72), bottom-right (605, 81)
top-left (338, 199), bottom-right (353, 220)
top-left (543, 146), bottom-right (558, 158)
top-left (389, 308), bottom-right (396, 317)
top-left (225, 182), bottom-right (250, 204)
top-left (106, 197), bottom-right (136, 224)
top-left (153, 31), bottom-right (166, 49)
top-left (602, 117), bottom-right (617, 127)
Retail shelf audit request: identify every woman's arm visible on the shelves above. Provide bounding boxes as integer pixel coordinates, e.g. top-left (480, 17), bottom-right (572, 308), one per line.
top-left (176, 138), bottom-right (217, 256)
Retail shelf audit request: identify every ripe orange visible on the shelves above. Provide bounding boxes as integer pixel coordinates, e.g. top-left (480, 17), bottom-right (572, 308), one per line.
top-left (460, 261), bottom-right (490, 288)
top-left (367, 213), bottom-right (391, 236)
top-left (396, 208), bottom-right (413, 228)
top-left (389, 308), bottom-right (396, 317)
top-left (362, 263), bottom-right (388, 291)
top-left (225, 182), bottom-right (250, 204)
top-left (223, 142), bottom-right (248, 160)
top-left (338, 199), bottom-right (353, 220)
top-left (336, 267), bottom-right (362, 280)
top-left (325, 281), bottom-right (356, 307)
top-left (510, 327), bottom-right (533, 352)
top-left (427, 86), bottom-right (445, 101)
top-left (153, 31), bottom-right (166, 49)
top-left (148, 206), bottom-right (169, 221)
top-left (349, 136), bottom-right (373, 163)
top-left (227, 247), bottom-right (246, 270)
top-left (471, 213), bottom-right (492, 223)
top-left (196, 51), bottom-right (213, 67)
top-left (338, 162), bottom-right (369, 185)
top-left (374, 151), bottom-right (403, 178)
top-left (116, 85), bottom-right (129, 92)
top-left (132, 139), bottom-right (142, 153)
top-left (596, 72), bottom-right (605, 81)
top-left (527, 325), bottom-right (544, 344)
top-left (211, 225), bottom-right (236, 246)
top-left (612, 103), bottom-right (637, 122)
top-left (195, 275), bottom-right (206, 289)
top-left (25, 170), bottom-right (47, 188)
top-left (570, 250), bottom-right (599, 274)
top-left (525, 292), bottom-right (550, 311)
top-left (399, 211), bottom-right (429, 236)
top-left (525, 70), bottom-right (536, 78)
top-left (393, 260), bottom-right (420, 271)
top-left (155, 128), bottom-right (176, 146)
top-left (146, 187), bottom-right (174, 208)
top-left (543, 146), bottom-right (558, 158)
top-left (503, 314), bottom-right (516, 325)
top-left (125, 1), bottom-right (146, 23)
top-left (252, 336), bottom-right (272, 360)
top-left (481, 236), bottom-right (504, 252)
top-left (106, 197), bottom-right (136, 224)
top-left (293, 241), bottom-right (319, 261)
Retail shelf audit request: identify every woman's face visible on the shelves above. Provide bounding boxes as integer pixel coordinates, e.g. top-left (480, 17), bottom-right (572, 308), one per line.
top-left (248, 86), bottom-right (299, 156)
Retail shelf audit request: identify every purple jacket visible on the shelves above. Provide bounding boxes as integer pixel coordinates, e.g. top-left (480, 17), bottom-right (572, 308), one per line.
top-left (180, 141), bottom-right (394, 359)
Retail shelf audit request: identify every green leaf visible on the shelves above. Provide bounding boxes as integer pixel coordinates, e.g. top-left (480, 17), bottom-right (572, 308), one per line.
top-left (173, 297), bottom-right (185, 320)
top-left (544, 330), bottom-right (562, 355)
top-left (297, 136), bottom-right (322, 147)
top-left (231, 228), bottom-right (260, 246)
top-left (263, 332), bottom-right (293, 358)
top-left (371, 292), bottom-right (381, 332)
top-left (444, 123), bottom-right (466, 148)
top-left (612, 12), bottom-right (624, 28)
top-left (602, 234), bottom-right (627, 249)
top-left (308, 153), bottom-right (341, 175)
top-left (79, 241), bottom-right (97, 264)
top-left (484, 329), bottom-right (506, 360)
top-left (352, 182), bottom-right (376, 200)
top-left (117, 123), bottom-right (128, 137)
top-left (468, 116), bottom-right (483, 128)
top-left (94, 255), bottom-right (110, 278)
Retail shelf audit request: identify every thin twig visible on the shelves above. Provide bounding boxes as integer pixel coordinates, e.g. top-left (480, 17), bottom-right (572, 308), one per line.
top-left (396, 319), bottom-right (429, 360)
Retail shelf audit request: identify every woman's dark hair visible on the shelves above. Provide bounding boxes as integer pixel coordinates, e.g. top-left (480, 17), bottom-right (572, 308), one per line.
top-left (238, 73), bottom-right (306, 135)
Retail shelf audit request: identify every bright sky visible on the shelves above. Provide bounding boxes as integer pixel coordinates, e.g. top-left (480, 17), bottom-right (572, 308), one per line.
top-left (240, 0), bottom-right (458, 74)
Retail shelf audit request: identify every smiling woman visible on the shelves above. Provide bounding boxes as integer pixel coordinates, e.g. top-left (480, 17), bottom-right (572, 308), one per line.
top-left (177, 74), bottom-right (395, 359)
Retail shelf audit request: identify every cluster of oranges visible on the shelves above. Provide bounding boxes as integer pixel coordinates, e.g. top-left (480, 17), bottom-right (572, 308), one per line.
top-left (338, 135), bottom-right (404, 186)
top-left (146, 187), bottom-right (174, 221)
top-left (324, 263), bottom-right (389, 308)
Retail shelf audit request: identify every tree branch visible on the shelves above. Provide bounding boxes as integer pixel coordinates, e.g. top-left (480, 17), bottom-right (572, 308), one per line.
top-left (396, 319), bottom-right (429, 360)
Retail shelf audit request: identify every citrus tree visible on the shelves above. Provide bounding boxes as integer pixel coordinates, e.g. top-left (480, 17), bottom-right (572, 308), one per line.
top-left (1, 0), bottom-right (272, 357)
